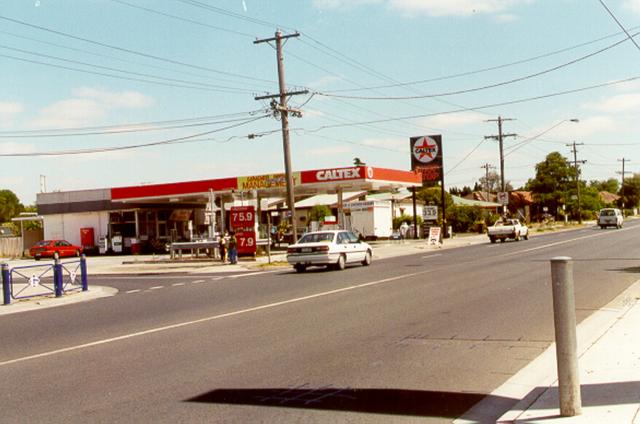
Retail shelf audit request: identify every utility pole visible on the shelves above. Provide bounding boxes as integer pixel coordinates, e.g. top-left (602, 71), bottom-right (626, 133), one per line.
top-left (485, 116), bottom-right (516, 214)
top-left (567, 141), bottom-right (586, 224)
top-left (480, 163), bottom-right (496, 201)
top-left (254, 31), bottom-right (308, 243)
top-left (617, 158), bottom-right (630, 212)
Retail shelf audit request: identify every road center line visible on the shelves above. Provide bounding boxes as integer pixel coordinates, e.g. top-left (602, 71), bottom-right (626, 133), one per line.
top-left (499, 230), bottom-right (615, 258)
top-left (0, 269), bottom-right (430, 367)
top-left (172, 283), bottom-right (186, 287)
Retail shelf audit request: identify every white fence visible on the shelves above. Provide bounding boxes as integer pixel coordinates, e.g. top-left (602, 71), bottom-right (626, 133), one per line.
top-left (0, 237), bottom-right (21, 258)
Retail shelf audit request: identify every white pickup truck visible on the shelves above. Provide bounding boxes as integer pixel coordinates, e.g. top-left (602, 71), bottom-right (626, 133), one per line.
top-left (487, 219), bottom-right (529, 243)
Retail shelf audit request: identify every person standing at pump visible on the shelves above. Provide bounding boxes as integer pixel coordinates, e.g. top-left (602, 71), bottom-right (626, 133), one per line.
top-left (228, 232), bottom-right (238, 264)
top-left (218, 233), bottom-right (227, 263)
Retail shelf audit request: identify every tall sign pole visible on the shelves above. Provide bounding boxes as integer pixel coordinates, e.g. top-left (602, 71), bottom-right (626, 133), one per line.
top-left (255, 31), bottom-right (308, 243)
top-left (410, 135), bottom-right (445, 237)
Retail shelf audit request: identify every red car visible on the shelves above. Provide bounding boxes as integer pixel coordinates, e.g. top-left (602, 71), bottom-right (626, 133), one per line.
top-left (30, 240), bottom-right (83, 260)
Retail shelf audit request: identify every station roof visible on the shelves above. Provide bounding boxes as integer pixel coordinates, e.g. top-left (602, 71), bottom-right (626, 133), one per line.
top-left (110, 166), bottom-right (422, 204)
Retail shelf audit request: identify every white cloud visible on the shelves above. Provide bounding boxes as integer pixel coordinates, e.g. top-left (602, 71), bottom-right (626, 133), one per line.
top-left (73, 87), bottom-right (153, 109)
top-left (389, 0), bottom-right (529, 17)
top-left (312, 0), bottom-right (529, 17)
top-left (29, 88), bottom-right (154, 129)
top-left (0, 141), bottom-right (36, 155)
top-left (584, 93), bottom-right (640, 114)
top-left (30, 99), bottom-right (106, 129)
top-left (0, 101), bottom-right (24, 128)
top-left (312, 0), bottom-right (382, 9)
top-left (418, 111), bottom-right (487, 128)
top-left (624, 0), bottom-right (640, 15)
top-left (308, 145), bottom-right (352, 156)
top-left (359, 137), bottom-right (405, 151)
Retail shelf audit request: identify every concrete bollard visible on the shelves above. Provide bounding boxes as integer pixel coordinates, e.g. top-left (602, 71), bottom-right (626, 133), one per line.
top-left (550, 257), bottom-right (582, 416)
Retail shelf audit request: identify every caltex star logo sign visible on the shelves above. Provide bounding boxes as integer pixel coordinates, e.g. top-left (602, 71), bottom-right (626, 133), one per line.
top-left (412, 136), bottom-right (439, 164)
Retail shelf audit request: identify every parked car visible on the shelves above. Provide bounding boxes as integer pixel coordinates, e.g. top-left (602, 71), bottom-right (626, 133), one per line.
top-left (597, 208), bottom-right (623, 229)
top-left (29, 240), bottom-right (83, 260)
top-left (487, 219), bottom-right (529, 243)
top-left (286, 230), bottom-right (373, 272)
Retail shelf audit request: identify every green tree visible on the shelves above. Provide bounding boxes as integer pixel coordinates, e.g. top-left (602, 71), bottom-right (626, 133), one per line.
top-left (526, 152), bottom-right (576, 218)
top-left (0, 189), bottom-right (24, 223)
top-left (308, 205), bottom-right (332, 222)
top-left (478, 171), bottom-right (513, 194)
top-left (590, 178), bottom-right (620, 194)
top-left (620, 173), bottom-right (640, 209)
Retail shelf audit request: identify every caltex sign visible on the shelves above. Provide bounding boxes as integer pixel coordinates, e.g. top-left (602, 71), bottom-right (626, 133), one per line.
top-left (410, 135), bottom-right (443, 182)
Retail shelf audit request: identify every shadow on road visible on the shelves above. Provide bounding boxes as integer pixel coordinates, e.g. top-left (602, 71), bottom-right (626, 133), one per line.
top-left (185, 386), bottom-right (515, 419)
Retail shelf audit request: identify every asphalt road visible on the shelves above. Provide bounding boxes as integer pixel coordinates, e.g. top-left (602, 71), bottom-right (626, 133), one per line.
top-left (1, 222), bottom-right (639, 423)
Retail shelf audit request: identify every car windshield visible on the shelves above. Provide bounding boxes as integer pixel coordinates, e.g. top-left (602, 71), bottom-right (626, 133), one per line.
top-left (34, 240), bottom-right (50, 246)
top-left (600, 210), bottom-right (615, 216)
top-left (297, 232), bottom-right (335, 244)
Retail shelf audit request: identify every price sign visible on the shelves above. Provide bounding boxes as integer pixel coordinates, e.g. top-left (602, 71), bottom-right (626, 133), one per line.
top-left (423, 206), bottom-right (438, 221)
top-left (230, 206), bottom-right (255, 228)
top-left (236, 230), bottom-right (256, 255)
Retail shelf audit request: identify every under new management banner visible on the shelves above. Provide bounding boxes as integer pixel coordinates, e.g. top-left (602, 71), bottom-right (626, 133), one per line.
top-left (410, 135), bottom-right (443, 183)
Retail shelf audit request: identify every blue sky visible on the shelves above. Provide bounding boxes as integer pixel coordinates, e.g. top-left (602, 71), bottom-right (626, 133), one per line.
top-left (2, 0), bottom-right (640, 204)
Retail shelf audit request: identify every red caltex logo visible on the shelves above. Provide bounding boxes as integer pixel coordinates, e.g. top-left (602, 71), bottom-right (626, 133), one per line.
top-left (412, 136), bottom-right (439, 164)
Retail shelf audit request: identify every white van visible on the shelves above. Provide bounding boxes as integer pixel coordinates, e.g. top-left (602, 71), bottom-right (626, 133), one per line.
top-left (598, 208), bottom-right (623, 229)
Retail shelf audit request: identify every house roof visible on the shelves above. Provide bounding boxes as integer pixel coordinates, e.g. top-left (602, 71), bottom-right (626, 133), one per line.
top-left (451, 194), bottom-right (501, 208)
top-left (294, 191), bottom-right (366, 208)
top-left (599, 191), bottom-right (620, 204)
top-left (365, 188), bottom-right (413, 202)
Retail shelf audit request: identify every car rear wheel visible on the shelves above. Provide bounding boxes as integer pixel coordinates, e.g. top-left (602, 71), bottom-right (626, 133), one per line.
top-left (523, 232), bottom-right (529, 240)
top-left (75, 250), bottom-right (81, 257)
top-left (489, 236), bottom-right (496, 243)
top-left (514, 233), bottom-right (520, 241)
top-left (294, 264), bottom-right (306, 273)
top-left (362, 250), bottom-right (372, 266)
top-left (335, 254), bottom-right (346, 271)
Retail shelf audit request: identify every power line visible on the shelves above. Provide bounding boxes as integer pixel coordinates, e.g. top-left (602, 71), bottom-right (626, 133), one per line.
top-left (0, 110), bottom-right (264, 136)
top-left (315, 31), bottom-right (638, 101)
top-left (294, 74), bottom-right (640, 133)
top-left (0, 52), bottom-right (255, 95)
top-left (0, 114), bottom-right (267, 139)
top-left (597, 0), bottom-right (640, 52)
top-left (0, 43), bottom-right (260, 94)
top-left (176, 0), bottom-right (298, 33)
top-left (0, 115), bottom-right (270, 157)
top-left (0, 15), bottom-right (274, 84)
top-left (0, 29), bottom-right (275, 90)
top-left (110, 0), bottom-right (257, 39)
top-left (325, 24), bottom-right (640, 93)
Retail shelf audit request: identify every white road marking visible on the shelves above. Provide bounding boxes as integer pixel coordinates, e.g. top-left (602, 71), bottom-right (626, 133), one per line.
top-left (499, 231), bottom-right (612, 258)
top-left (172, 283), bottom-right (185, 287)
top-left (125, 289), bottom-right (141, 294)
top-left (0, 269), bottom-right (430, 367)
top-left (191, 280), bottom-right (205, 284)
top-left (421, 254), bottom-right (442, 259)
top-left (149, 286), bottom-right (164, 290)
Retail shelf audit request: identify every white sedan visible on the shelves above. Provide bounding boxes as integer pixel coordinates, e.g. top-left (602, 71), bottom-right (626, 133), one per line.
top-left (286, 230), bottom-right (373, 272)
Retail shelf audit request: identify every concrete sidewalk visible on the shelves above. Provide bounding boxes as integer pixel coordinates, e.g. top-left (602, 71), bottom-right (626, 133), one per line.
top-left (493, 278), bottom-right (640, 423)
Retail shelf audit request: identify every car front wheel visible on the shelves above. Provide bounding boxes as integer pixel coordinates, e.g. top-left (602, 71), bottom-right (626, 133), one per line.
top-left (294, 264), bottom-right (306, 273)
top-left (362, 250), bottom-right (372, 266)
top-left (335, 254), bottom-right (346, 271)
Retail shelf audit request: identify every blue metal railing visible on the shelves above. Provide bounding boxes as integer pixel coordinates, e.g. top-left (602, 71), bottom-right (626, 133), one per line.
top-left (1, 255), bottom-right (88, 305)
